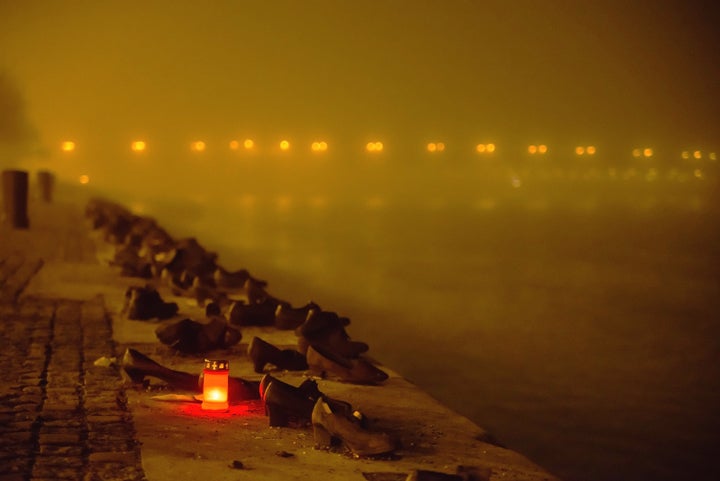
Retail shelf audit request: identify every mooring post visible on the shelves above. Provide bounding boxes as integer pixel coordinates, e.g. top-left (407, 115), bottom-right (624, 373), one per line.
top-left (37, 170), bottom-right (55, 203)
top-left (2, 169), bottom-right (30, 229)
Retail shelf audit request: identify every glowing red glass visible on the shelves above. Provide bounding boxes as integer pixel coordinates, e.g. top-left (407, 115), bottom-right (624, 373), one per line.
top-left (201, 359), bottom-right (229, 411)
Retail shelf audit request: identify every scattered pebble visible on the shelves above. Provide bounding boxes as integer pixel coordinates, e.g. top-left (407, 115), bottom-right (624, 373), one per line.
top-left (275, 450), bottom-right (294, 458)
top-left (230, 460), bottom-right (244, 469)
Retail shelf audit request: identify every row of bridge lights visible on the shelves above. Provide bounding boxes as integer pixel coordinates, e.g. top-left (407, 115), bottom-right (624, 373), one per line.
top-left (58, 140), bottom-right (717, 160)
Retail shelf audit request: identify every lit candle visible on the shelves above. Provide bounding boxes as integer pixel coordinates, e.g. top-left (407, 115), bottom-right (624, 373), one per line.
top-left (202, 359), bottom-right (229, 411)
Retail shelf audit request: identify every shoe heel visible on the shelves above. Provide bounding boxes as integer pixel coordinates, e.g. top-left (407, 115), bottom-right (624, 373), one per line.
top-left (313, 423), bottom-right (333, 449)
top-left (121, 367), bottom-right (145, 385)
top-left (266, 403), bottom-right (289, 427)
top-left (253, 360), bottom-right (266, 373)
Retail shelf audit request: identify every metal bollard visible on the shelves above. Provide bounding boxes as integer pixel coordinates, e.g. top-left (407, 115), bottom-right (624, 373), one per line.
top-left (2, 169), bottom-right (30, 229)
top-left (37, 170), bottom-right (55, 203)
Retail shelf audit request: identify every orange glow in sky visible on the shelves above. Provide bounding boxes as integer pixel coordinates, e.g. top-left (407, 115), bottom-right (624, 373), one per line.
top-left (191, 140), bottom-right (206, 152)
top-left (131, 140), bottom-right (146, 152)
top-left (61, 141), bottom-right (76, 152)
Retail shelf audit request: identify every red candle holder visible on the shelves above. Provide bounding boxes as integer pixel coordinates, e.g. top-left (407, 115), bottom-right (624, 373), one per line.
top-left (201, 359), bottom-right (229, 411)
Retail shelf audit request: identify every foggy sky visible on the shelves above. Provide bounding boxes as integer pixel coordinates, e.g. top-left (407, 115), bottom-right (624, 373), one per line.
top-left (1, 0), bottom-right (719, 162)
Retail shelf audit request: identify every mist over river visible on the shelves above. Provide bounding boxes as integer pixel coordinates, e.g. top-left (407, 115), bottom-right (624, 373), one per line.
top-left (78, 153), bottom-right (720, 481)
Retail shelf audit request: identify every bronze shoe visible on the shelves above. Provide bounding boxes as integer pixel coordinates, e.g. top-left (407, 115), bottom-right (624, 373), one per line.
top-left (312, 397), bottom-right (396, 457)
top-left (120, 348), bottom-right (198, 392)
top-left (296, 308), bottom-right (350, 337)
top-left (306, 345), bottom-right (388, 384)
top-left (226, 299), bottom-right (277, 326)
top-left (263, 378), bottom-right (317, 427)
top-left (259, 374), bottom-right (365, 427)
top-left (155, 316), bottom-right (241, 353)
top-left (275, 302), bottom-right (320, 330)
top-left (297, 328), bottom-right (369, 358)
top-left (247, 336), bottom-right (308, 373)
top-left (124, 285), bottom-right (178, 320)
top-left (296, 309), bottom-right (366, 357)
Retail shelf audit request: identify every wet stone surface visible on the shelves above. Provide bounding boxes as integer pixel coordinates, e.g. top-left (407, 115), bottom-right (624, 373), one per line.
top-left (0, 292), bottom-right (146, 481)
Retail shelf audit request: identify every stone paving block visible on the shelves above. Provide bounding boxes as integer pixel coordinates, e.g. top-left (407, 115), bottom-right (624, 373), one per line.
top-left (38, 432), bottom-right (83, 445)
top-left (0, 430), bottom-right (33, 444)
top-left (86, 414), bottom-right (127, 423)
top-left (0, 473), bottom-right (28, 481)
top-left (20, 359), bottom-right (46, 371)
top-left (32, 455), bottom-right (84, 467)
top-left (17, 374), bottom-right (42, 385)
top-left (38, 409), bottom-right (80, 421)
top-left (41, 401), bottom-right (80, 412)
top-left (26, 346), bottom-right (47, 358)
top-left (10, 412), bottom-right (36, 423)
top-left (88, 451), bottom-right (138, 463)
top-left (17, 394), bottom-right (43, 405)
top-left (40, 419), bottom-right (84, 431)
top-left (39, 444), bottom-right (84, 457)
top-left (45, 386), bottom-right (80, 396)
top-left (12, 403), bottom-right (40, 413)
top-left (5, 420), bottom-right (35, 431)
top-left (31, 465), bottom-right (83, 480)
top-left (0, 450), bottom-right (33, 464)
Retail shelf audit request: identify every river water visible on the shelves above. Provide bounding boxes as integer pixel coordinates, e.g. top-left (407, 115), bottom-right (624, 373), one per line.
top-left (93, 154), bottom-right (720, 481)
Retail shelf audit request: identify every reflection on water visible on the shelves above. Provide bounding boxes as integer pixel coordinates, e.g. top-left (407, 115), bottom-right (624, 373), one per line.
top-left (109, 157), bottom-right (719, 481)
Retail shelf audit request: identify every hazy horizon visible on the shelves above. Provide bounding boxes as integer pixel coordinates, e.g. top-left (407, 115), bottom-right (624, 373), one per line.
top-left (2, 0), bottom-right (719, 177)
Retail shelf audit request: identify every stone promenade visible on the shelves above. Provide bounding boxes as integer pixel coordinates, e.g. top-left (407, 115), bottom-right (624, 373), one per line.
top-left (1, 190), bottom-right (559, 481)
top-left (1, 199), bottom-right (146, 480)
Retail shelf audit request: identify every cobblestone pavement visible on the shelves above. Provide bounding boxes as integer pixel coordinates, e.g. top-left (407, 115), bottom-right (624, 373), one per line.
top-left (1, 213), bottom-right (147, 481)
top-left (0, 293), bottom-right (146, 481)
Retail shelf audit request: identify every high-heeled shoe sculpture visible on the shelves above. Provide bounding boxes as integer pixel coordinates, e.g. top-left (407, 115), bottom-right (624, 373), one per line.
top-left (306, 345), bottom-right (388, 384)
top-left (295, 309), bottom-right (368, 358)
top-left (247, 336), bottom-right (308, 373)
top-left (124, 285), bottom-right (178, 320)
top-left (155, 315), bottom-right (241, 354)
top-left (120, 348), bottom-right (260, 401)
top-left (274, 302), bottom-right (320, 330)
top-left (226, 299), bottom-right (279, 326)
top-left (311, 397), bottom-right (397, 457)
top-left (260, 375), bottom-right (365, 428)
